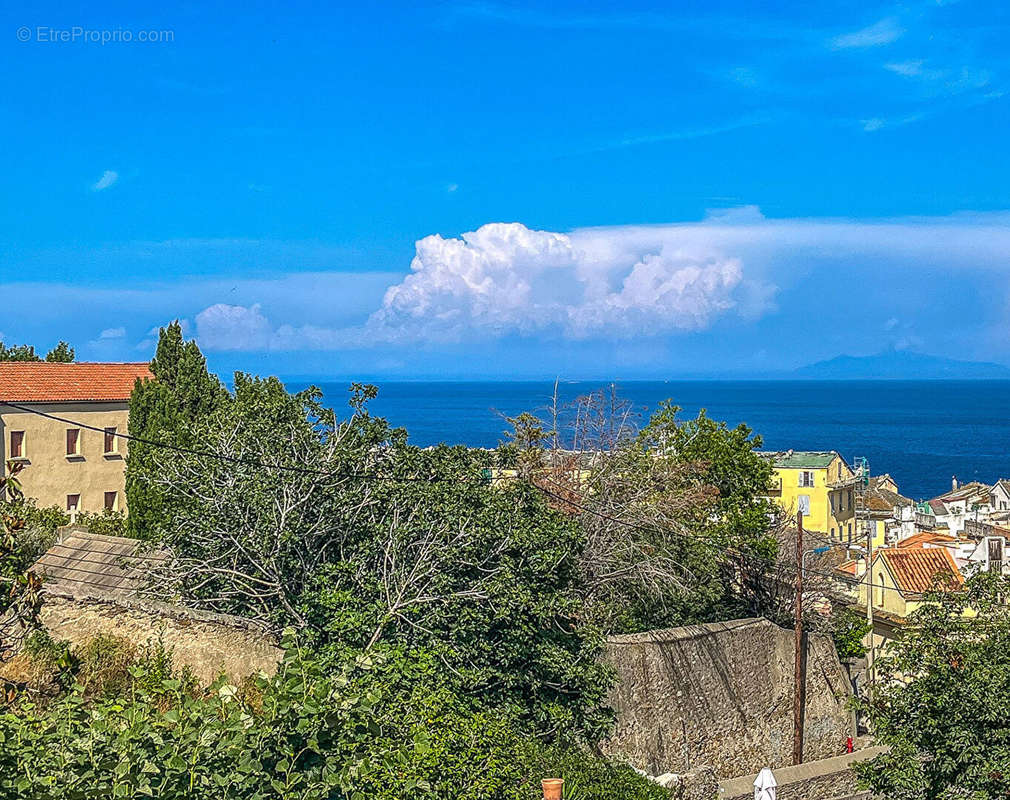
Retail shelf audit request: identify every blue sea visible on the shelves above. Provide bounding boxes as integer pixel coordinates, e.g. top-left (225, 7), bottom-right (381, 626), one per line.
top-left (288, 380), bottom-right (1010, 502)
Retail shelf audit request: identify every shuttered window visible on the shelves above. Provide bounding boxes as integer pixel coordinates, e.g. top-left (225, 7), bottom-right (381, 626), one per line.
top-left (9, 431), bottom-right (24, 458)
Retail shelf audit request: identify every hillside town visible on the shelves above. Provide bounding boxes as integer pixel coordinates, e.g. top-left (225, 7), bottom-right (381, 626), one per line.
top-left (0, 355), bottom-right (1006, 798)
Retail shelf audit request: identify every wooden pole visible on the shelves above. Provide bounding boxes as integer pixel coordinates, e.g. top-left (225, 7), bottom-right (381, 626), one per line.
top-left (792, 509), bottom-right (805, 765)
top-left (865, 512), bottom-right (874, 685)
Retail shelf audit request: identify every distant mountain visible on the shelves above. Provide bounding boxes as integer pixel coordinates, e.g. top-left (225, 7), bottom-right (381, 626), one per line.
top-left (795, 350), bottom-right (1010, 380)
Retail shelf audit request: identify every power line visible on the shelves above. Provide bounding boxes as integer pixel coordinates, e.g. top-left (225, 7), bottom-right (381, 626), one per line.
top-left (0, 401), bottom-right (948, 597)
top-left (0, 400), bottom-right (451, 484)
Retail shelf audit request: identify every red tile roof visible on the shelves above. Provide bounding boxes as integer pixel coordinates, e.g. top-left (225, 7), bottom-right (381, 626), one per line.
top-left (0, 362), bottom-right (152, 403)
top-left (897, 531), bottom-right (957, 549)
top-left (880, 547), bottom-right (963, 595)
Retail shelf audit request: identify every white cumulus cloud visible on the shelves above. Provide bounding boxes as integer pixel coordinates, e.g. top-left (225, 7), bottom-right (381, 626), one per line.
top-left (185, 211), bottom-right (1010, 355)
top-left (368, 222), bottom-right (758, 342)
top-left (193, 222), bottom-right (771, 352)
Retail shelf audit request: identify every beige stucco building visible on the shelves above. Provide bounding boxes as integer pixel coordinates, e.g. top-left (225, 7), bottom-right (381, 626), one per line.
top-left (0, 362), bottom-right (151, 514)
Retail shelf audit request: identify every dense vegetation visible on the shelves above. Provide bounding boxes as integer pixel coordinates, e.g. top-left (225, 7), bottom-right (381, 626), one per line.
top-left (0, 323), bottom-right (851, 798)
top-left (856, 570), bottom-right (1010, 799)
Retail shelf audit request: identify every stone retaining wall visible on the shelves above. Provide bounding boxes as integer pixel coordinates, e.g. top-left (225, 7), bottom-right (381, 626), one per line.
top-left (39, 592), bottom-right (283, 685)
top-left (603, 618), bottom-right (856, 777)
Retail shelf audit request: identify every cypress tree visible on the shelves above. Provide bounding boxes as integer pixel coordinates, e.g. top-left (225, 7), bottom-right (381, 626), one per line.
top-left (125, 322), bottom-right (228, 537)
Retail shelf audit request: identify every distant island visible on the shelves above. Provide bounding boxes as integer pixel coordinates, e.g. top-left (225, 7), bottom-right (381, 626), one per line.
top-left (794, 350), bottom-right (1010, 380)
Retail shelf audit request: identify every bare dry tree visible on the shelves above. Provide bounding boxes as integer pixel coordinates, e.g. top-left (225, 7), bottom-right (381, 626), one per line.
top-left (502, 385), bottom-right (734, 628)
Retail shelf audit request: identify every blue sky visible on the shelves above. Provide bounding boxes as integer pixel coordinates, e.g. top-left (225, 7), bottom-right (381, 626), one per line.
top-left (2, 0), bottom-right (1008, 379)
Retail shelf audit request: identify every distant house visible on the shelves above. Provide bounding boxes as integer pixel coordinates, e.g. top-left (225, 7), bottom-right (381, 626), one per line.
top-left (858, 474), bottom-right (915, 548)
top-left (860, 546), bottom-right (963, 622)
top-left (0, 362), bottom-right (151, 514)
top-left (925, 479), bottom-right (992, 535)
top-left (992, 479), bottom-right (1010, 511)
top-left (761, 450), bottom-right (859, 540)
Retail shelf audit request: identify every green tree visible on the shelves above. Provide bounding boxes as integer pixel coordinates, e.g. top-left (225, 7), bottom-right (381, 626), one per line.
top-left (0, 342), bottom-right (40, 362)
top-left (43, 341), bottom-right (75, 362)
top-left (509, 389), bottom-right (778, 633)
top-left (130, 372), bottom-right (613, 743)
top-left (855, 569), bottom-right (1010, 799)
top-left (125, 322), bottom-right (227, 537)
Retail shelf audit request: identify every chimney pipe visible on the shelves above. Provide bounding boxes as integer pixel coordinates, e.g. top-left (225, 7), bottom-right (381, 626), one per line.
top-left (952, 475), bottom-right (958, 491)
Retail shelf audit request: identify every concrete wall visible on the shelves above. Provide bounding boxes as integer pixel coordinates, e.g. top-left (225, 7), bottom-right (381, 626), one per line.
top-left (602, 618), bottom-right (856, 778)
top-left (1, 401), bottom-right (130, 514)
top-left (718, 746), bottom-right (886, 800)
top-left (39, 593), bottom-right (283, 685)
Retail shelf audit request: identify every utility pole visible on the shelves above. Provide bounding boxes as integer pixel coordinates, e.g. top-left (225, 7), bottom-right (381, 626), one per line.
top-left (865, 513), bottom-right (874, 685)
top-left (792, 509), bottom-right (805, 766)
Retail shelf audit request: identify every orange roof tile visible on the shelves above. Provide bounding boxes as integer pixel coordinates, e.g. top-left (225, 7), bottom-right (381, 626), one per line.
top-left (0, 362), bottom-right (152, 403)
top-left (897, 531), bottom-right (957, 549)
top-left (879, 547), bottom-right (963, 595)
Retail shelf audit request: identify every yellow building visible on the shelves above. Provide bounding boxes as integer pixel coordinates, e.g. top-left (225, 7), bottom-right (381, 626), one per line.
top-left (763, 450), bottom-right (858, 540)
top-left (858, 546), bottom-right (962, 619)
top-left (0, 362), bottom-right (151, 514)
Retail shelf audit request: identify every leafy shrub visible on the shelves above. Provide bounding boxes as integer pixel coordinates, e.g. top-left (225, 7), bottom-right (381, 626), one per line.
top-left (0, 635), bottom-right (397, 800)
top-left (350, 683), bottom-right (666, 800)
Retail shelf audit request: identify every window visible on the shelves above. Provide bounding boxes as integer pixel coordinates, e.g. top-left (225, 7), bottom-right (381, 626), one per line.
top-left (838, 462), bottom-right (843, 479)
top-left (104, 427), bottom-right (118, 454)
top-left (839, 492), bottom-right (845, 512)
top-left (66, 494), bottom-right (80, 512)
top-left (830, 495), bottom-right (836, 513)
top-left (848, 523), bottom-right (853, 539)
top-left (66, 428), bottom-right (81, 456)
top-left (848, 489), bottom-right (854, 509)
top-left (877, 572), bottom-right (885, 606)
top-left (104, 491), bottom-right (118, 512)
top-left (830, 527), bottom-right (836, 538)
top-left (9, 430), bottom-right (24, 459)
top-left (798, 495), bottom-right (811, 515)
top-left (799, 471), bottom-right (815, 488)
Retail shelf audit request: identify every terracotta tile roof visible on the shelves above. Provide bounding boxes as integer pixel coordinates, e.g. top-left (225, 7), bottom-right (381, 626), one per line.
top-left (0, 362), bottom-right (151, 403)
top-left (879, 547), bottom-right (963, 595)
top-left (32, 530), bottom-right (170, 599)
top-left (897, 531), bottom-right (957, 549)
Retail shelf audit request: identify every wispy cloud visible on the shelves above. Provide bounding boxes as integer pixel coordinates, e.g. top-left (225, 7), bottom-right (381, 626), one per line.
top-left (861, 112), bottom-right (925, 132)
top-left (91, 170), bottom-right (119, 192)
top-left (831, 17), bottom-right (904, 49)
top-left (98, 327), bottom-right (126, 339)
top-left (886, 60), bottom-right (991, 95)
